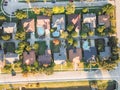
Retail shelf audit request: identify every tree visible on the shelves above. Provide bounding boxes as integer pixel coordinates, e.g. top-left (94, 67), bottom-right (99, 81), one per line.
top-left (81, 33), bottom-right (87, 39)
top-left (60, 32), bottom-right (68, 39)
top-left (52, 6), bottom-right (65, 14)
top-left (88, 31), bottom-right (94, 36)
top-left (66, 2), bottom-right (75, 14)
top-left (53, 39), bottom-right (60, 45)
top-left (25, 45), bottom-right (32, 52)
top-left (15, 31), bottom-right (26, 41)
top-left (32, 7), bottom-right (41, 15)
top-left (73, 40), bottom-right (78, 47)
top-left (0, 15), bottom-right (6, 21)
top-left (32, 43), bottom-right (39, 50)
top-left (1, 35), bottom-right (11, 41)
top-left (97, 25), bottom-right (105, 33)
top-left (15, 10), bottom-right (27, 20)
top-left (67, 37), bottom-right (73, 45)
top-left (67, 24), bottom-right (74, 32)
top-left (43, 8), bottom-right (52, 16)
top-left (71, 31), bottom-right (78, 38)
top-left (82, 7), bottom-right (89, 13)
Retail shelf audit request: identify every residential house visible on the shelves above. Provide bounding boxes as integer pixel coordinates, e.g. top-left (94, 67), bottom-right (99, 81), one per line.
top-left (82, 40), bottom-right (97, 61)
top-left (23, 50), bottom-right (36, 65)
top-left (0, 50), bottom-right (5, 68)
top-left (98, 15), bottom-right (110, 28)
top-left (37, 16), bottom-right (50, 36)
top-left (2, 22), bottom-right (17, 34)
top-left (53, 46), bottom-right (67, 64)
top-left (68, 14), bottom-right (81, 36)
top-left (5, 52), bottom-right (19, 64)
top-left (52, 14), bottom-right (65, 37)
top-left (83, 13), bottom-right (96, 31)
top-left (22, 19), bottom-right (35, 32)
top-left (38, 49), bottom-right (51, 65)
top-left (68, 48), bottom-right (82, 63)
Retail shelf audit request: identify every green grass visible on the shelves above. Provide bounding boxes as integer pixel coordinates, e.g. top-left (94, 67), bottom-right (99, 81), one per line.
top-left (3, 42), bottom-right (15, 53)
top-left (35, 41), bottom-right (47, 55)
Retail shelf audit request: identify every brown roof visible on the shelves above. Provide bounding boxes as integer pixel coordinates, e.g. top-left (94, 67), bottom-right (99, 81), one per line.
top-left (23, 50), bottom-right (36, 65)
top-left (69, 48), bottom-right (82, 63)
top-left (68, 14), bottom-right (81, 32)
top-left (22, 19), bottom-right (35, 32)
top-left (98, 15), bottom-right (110, 28)
top-left (38, 50), bottom-right (51, 65)
top-left (37, 16), bottom-right (50, 30)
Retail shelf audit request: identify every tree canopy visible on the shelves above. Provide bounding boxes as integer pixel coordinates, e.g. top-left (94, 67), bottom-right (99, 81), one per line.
top-left (66, 2), bottom-right (75, 14)
top-left (15, 10), bottom-right (27, 20)
top-left (15, 31), bottom-right (26, 41)
top-left (52, 6), bottom-right (65, 14)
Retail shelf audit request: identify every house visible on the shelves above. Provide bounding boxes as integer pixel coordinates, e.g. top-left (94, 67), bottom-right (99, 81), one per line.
top-left (98, 15), bottom-right (110, 28)
top-left (68, 48), bottom-right (82, 63)
top-left (37, 16), bottom-right (50, 36)
top-left (5, 52), bottom-right (19, 64)
top-left (38, 49), bottom-right (51, 65)
top-left (52, 15), bottom-right (65, 37)
top-left (83, 13), bottom-right (96, 30)
top-left (2, 22), bottom-right (17, 33)
top-left (22, 19), bottom-right (35, 32)
top-left (82, 40), bottom-right (97, 61)
top-left (68, 14), bottom-right (81, 35)
top-left (0, 50), bottom-right (5, 68)
top-left (53, 46), bottom-right (67, 64)
top-left (23, 50), bottom-right (36, 65)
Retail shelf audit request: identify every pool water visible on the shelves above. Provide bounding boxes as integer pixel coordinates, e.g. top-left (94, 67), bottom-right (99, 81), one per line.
top-left (37, 27), bottom-right (45, 36)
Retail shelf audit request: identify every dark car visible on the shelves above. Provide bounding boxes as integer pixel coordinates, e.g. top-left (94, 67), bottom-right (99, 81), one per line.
top-left (11, 69), bottom-right (16, 76)
top-left (4, 3), bottom-right (7, 6)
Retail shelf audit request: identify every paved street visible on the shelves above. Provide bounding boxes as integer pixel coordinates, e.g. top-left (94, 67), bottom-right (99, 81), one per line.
top-left (2, 0), bottom-right (108, 16)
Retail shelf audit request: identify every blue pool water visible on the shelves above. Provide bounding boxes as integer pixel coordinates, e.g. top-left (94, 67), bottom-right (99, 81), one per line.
top-left (52, 31), bottom-right (60, 37)
top-left (37, 27), bottom-right (45, 36)
top-left (83, 40), bottom-right (90, 50)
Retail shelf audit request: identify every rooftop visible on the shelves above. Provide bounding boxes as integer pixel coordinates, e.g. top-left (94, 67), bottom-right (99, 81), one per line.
top-left (23, 50), bottom-right (36, 65)
top-left (22, 19), bottom-right (35, 32)
top-left (98, 15), bottom-right (110, 28)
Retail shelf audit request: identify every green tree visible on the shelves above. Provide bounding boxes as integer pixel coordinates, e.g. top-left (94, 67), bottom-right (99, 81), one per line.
top-left (60, 32), bottom-right (68, 39)
top-left (15, 31), bottom-right (26, 41)
top-left (88, 31), bottom-right (94, 36)
top-left (1, 35), bottom-right (11, 41)
top-left (66, 2), bottom-right (75, 14)
top-left (97, 25), bottom-right (105, 33)
top-left (32, 43), bottom-right (39, 51)
top-left (73, 40), bottom-right (78, 47)
top-left (82, 7), bottom-right (89, 13)
top-left (0, 15), bottom-right (6, 21)
top-left (32, 7), bottom-right (41, 15)
top-left (43, 8), bottom-right (52, 16)
top-left (71, 31), bottom-right (78, 38)
top-left (52, 6), bottom-right (65, 14)
top-left (25, 45), bottom-right (32, 52)
top-left (81, 33), bottom-right (87, 39)
top-left (67, 37), bottom-right (73, 45)
top-left (15, 10), bottom-right (27, 20)
top-left (67, 24), bottom-right (74, 32)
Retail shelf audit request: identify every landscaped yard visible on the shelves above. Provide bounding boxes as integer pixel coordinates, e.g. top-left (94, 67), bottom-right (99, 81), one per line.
top-left (95, 39), bottom-right (105, 52)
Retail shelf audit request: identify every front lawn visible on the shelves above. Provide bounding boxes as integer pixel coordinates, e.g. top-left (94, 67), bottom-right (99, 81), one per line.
top-left (3, 42), bottom-right (15, 53)
top-left (35, 41), bottom-right (47, 55)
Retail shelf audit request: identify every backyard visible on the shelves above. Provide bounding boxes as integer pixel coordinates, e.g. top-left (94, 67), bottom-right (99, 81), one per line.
top-left (3, 42), bottom-right (15, 53)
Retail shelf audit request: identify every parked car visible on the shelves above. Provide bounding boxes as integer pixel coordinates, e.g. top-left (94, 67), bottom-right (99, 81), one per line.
top-left (51, 0), bottom-right (56, 3)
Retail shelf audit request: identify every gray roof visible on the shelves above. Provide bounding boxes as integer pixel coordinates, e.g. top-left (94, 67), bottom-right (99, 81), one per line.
top-left (0, 50), bottom-right (4, 61)
top-left (5, 52), bottom-right (18, 58)
top-left (53, 47), bottom-right (66, 64)
top-left (83, 47), bottom-right (97, 61)
top-left (2, 22), bottom-right (16, 28)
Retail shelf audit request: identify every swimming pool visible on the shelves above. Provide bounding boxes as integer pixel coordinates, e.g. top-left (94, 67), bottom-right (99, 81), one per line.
top-left (83, 40), bottom-right (90, 50)
top-left (37, 27), bottom-right (45, 36)
top-left (52, 31), bottom-right (60, 37)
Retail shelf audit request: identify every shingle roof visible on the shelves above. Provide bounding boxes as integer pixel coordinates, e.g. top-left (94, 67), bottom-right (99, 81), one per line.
top-left (37, 16), bottom-right (50, 30)
top-left (38, 50), bottom-right (51, 65)
top-left (2, 22), bottom-right (16, 33)
top-left (83, 47), bottom-right (97, 61)
top-left (68, 48), bottom-right (82, 63)
top-left (22, 19), bottom-right (35, 32)
top-left (98, 15), bottom-right (110, 28)
top-left (23, 50), bottom-right (36, 65)
top-left (68, 14), bottom-right (81, 32)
